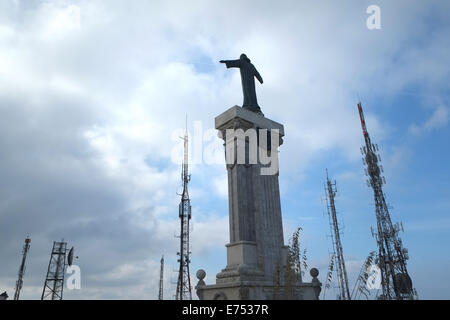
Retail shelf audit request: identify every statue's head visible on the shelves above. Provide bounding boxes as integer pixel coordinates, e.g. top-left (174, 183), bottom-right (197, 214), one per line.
top-left (240, 53), bottom-right (250, 62)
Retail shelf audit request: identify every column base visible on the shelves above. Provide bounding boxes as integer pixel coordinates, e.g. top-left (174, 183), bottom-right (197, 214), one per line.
top-left (196, 280), bottom-right (321, 300)
top-left (215, 241), bottom-right (263, 283)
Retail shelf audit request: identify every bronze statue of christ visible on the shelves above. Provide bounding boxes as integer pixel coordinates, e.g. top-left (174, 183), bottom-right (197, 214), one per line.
top-left (220, 54), bottom-right (263, 114)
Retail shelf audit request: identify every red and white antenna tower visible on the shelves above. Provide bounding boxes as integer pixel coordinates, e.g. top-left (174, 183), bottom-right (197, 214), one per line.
top-left (13, 236), bottom-right (31, 300)
top-left (357, 102), bottom-right (417, 300)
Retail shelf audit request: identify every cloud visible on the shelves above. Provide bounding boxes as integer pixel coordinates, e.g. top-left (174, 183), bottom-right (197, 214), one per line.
top-left (0, 0), bottom-right (449, 299)
top-left (212, 174), bottom-right (228, 198)
top-left (409, 105), bottom-right (449, 135)
top-left (38, 3), bottom-right (81, 40)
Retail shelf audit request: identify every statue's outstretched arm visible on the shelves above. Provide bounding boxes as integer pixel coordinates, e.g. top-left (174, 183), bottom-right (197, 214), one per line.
top-left (220, 59), bottom-right (241, 69)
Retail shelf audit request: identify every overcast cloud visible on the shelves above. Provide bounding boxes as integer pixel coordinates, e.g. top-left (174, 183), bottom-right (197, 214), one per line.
top-left (0, 0), bottom-right (449, 299)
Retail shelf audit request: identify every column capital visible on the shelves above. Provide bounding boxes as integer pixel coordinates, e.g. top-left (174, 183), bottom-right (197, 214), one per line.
top-left (215, 106), bottom-right (285, 137)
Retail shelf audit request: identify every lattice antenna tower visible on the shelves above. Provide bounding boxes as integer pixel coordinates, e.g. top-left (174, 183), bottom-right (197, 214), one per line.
top-left (41, 241), bottom-right (67, 300)
top-left (324, 170), bottom-right (351, 300)
top-left (159, 255), bottom-right (164, 300)
top-left (175, 126), bottom-right (192, 300)
top-left (41, 241), bottom-right (75, 300)
top-left (13, 236), bottom-right (31, 300)
top-left (357, 102), bottom-right (417, 300)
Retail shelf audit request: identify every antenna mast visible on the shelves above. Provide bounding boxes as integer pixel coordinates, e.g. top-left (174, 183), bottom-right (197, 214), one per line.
top-left (324, 171), bottom-right (351, 300)
top-left (159, 255), bottom-right (164, 300)
top-left (175, 129), bottom-right (192, 300)
top-left (13, 236), bottom-right (31, 300)
top-left (41, 241), bottom-right (68, 300)
top-left (357, 102), bottom-right (417, 300)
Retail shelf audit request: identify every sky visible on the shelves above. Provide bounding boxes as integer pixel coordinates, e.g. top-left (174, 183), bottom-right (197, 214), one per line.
top-left (0, 0), bottom-right (449, 300)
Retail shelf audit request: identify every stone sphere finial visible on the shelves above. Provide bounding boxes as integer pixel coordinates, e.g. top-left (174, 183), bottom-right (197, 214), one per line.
top-left (310, 268), bottom-right (319, 278)
top-left (196, 269), bottom-right (206, 280)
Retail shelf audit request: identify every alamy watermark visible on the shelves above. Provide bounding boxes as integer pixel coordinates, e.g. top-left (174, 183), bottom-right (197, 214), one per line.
top-left (366, 264), bottom-right (382, 290)
top-left (366, 5), bottom-right (381, 30)
top-left (66, 265), bottom-right (81, 290)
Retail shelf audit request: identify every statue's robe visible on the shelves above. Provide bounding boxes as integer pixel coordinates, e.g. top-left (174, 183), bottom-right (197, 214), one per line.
top-left (223, 58), bottom-right (263, 113)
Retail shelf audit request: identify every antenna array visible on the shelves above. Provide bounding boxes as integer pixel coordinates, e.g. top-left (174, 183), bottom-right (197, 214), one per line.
top-left (357, 102), bottom-right (417, 300)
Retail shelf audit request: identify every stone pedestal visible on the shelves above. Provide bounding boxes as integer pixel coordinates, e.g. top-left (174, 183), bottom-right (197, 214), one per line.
top-left (196, 106), bottom-right (321, 300)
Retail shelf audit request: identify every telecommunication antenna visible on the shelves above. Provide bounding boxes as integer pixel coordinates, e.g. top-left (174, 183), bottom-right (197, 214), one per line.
top-left (67, 247), bottom-right (75, 267)
top-left (357, 102), bottom-right (417, 300)
top-left (324, 170), bottom-right (351, 300)
top-left (159, 255), bottom-right (164, 300)
top-left (41, 242), bottom-right (75, 300)
top-left (175, 126), bottom-right (192, 300)
top-left (13, 236), bottom-right (31, 300)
